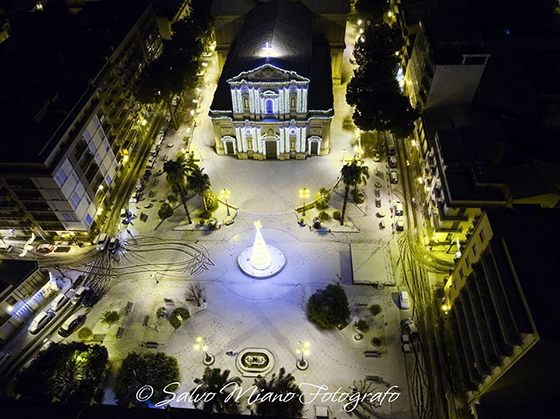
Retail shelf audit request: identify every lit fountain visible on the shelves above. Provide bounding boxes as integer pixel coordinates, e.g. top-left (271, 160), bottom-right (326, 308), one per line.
top-left (237, 221), bottom-right (286, 279)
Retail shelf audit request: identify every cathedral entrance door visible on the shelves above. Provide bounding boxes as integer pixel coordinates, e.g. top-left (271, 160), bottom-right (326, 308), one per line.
top-left (310, 141), bottom-right (319, 155)
top-left (225, 141), bottom-right (235, 155)
top-left (265, 140), bottom-right (277, 159)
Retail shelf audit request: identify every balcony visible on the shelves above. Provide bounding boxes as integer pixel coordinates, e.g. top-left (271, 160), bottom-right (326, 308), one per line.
top-left (453, 301), bottom-right (484, 385)
top-left (436, 200), bottom-right (469, 222)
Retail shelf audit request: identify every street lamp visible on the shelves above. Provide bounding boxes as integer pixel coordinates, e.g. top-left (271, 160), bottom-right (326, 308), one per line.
top-left (220, 188), bottom-right (231, 216)
top-left (299, 188), bottom-right (310, 216)
top-left (194, 336), bottom-right (215, 366)
top-left (150, 273), bottom-right (159, 284)
top-left (341, 148), bottom-right (347, 163)
top-left (296, 340), bottom-right (310, 370)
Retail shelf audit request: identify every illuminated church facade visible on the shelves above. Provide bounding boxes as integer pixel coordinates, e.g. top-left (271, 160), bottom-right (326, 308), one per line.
top-left (209, 0), bottom-right (339, 160)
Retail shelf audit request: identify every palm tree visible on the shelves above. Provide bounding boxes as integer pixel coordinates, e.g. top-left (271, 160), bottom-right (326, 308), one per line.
top-left (193, 367), bottom-right (242, 414)
top-left (340, 160), bottom-right (369, 226)
top-left (253, 367), bottom-right (304, 418)
top-left (163, 157), bottom-right (192, 224)
top-left (187, 167), bottom-right (211, 212)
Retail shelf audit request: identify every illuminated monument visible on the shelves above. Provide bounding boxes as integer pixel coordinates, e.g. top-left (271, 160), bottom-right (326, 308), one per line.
top-left (238, 221), bottom-right (286, 278)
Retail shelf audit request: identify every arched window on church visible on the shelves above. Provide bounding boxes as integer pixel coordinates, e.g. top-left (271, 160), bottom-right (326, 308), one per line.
top-left (265, 98), bottom-right (274, 114)
top-left (290, 96), bottom-right (296, 109)
top-left (243, 97), bottom-right (249, 110)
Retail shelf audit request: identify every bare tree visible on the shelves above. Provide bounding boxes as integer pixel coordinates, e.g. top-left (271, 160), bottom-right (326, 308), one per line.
top-left (185, 283), bottom-right (206, 307)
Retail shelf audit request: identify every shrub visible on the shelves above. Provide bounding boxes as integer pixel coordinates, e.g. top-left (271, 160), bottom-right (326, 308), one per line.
top-left (169, 307), bottom-right (190, 329)
top-left (355, 319), bottom-right (370, 333)
top-left (307, 283), bottom-right (350, 329)
top-left (158, 202), bottom-right (174, 220)
top-left (313, 221), bottom-right (322, 230)
top-left (299, 218), bottom-right (305, 224)
top-left (167, 194), bottom-right (177, 203)
top-left (204, 190), bottom-right (219, 213)
top-left (369, 304), bottom-right (382, 317)
top-left (372, 337), bottom-right (382, 347)
top-left (317, 211), bottom-right (331, 223)
top-left (352, 188), bottom-right (365, 204)
top-left (156, 307), bottom-right (167, 319)
top-left (78, 327), bottom-right (93, 341)
top-left (333, 210), bottom-right (342, 220)
top-left (315, 188), bottom-right (331, 210)
top-left (101, 311), bottom-right (120, 326)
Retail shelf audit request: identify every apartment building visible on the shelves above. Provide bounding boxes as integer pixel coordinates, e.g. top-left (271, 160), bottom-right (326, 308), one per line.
top-left (442, 206), bottom-right (560, 413)
top-left (0, 1), bottom-right (161, 239)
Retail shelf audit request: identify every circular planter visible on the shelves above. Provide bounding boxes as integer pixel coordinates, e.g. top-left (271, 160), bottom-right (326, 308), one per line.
top-left (354, 333), bottom-right (364, 341)
top-left (296, 358), bottom-right (309, 371)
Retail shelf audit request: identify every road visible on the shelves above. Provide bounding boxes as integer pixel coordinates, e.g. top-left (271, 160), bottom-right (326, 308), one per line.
top-left (395, 135), bottom-right (454, 419)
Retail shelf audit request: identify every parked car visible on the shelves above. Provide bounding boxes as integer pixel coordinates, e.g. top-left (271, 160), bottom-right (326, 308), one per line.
top-left (376, 211), bottom-right (386, 218)
top-left (379, 221), bottom-right (386, 229)
top-left (81, 290), bottom-right (99, 308)
top-left (375, 198), bottom-right (382, 208)
top-left (95, 234), bottom-right (110, 252)
top-left (389, 171), bottom-right (398, 184)
top-left (396, 220), bottom-right (405, 231)
top-left (401, 332), bottom-right (411, 344)
top-left (58, 314), bottom-right (87, 338)
top-left (108, 238), bottom-right (119, 253)
top-left (401, 318), bottom-right (418, 334)
top-left (375, 188), bottom-right (380, 198)
top-left (71, 286), bottom-right (92, 305)
top-left (389, 155), bottom-right (397, 168)
top-left (0, 243), bottom-right (13, 253)
top-left (395, 201), bottom-right (404, 216)
top-left (29, 310), bottom-right (55, 335)
top-left (399, 291), bottom-right (411, 310)
top-left (402, 343), bottom-right (413, 354)
top-left (36, 244), bottom-right (56, 254)
top-left (135, 179), bottom-right (144, 192)
top-left (50, 294), bottom-right (70, 312)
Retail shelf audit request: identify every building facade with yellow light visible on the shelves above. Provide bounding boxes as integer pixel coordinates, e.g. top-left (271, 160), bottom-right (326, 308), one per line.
top-left (0, 2), bottom-right (161, 237)
top-left (209, 0), bottom-right (334, 160)
top-left (441, 207), bottom-right (560, 413)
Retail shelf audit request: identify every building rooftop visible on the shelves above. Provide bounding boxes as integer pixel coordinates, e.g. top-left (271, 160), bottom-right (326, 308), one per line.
top-left (0, 259), bottom-right (39, 297)
top-left (211, 0), bottom-right (333, 112)
top-left (504, 159), bottom-right (560, 202)
top-left (0, 1), bottom-right (148, 164)
top-left (487, 206), bottom-right (560, 340)
top-left (211, 0), bottom-right (350, 16)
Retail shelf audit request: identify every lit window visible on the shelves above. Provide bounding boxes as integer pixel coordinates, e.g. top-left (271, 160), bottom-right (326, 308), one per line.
top-left (85, 214), bottom-right (93, 227)
top-left (83, 130), bottom-right (92, 142)
top-left (62, 213), bottom-right (75, 222)
top-left (265, 98), bottom-right (274, 114)
top-left (93, 117), bottom-right (100, 129)
top-left (106, 174), bottom-right (112, 185)
top-left (55, 169), bottom-right (68, 187)
top-left (70, 193), bottom-right (81, 210)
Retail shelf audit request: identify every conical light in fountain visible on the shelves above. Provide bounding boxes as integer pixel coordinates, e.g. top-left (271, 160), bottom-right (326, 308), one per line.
top-left (251, 220), bottom-right (272, 270)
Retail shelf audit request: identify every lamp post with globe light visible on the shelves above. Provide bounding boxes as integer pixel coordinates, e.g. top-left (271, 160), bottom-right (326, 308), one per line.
top-left (194, 336), bottom-right (214, 366)
top-left (296, 340), bottom-right (310, 370)
top-left (220, 188), bottom-right (231, 216)
top-left (299, 188), bottom-right (310, 216)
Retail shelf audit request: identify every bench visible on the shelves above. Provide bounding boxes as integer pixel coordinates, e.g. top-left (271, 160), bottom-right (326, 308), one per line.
top-left (144, 341), bottom-right (158, 349)
top-left (125, 301), bottom-right (134, 314)
top-left (364, 351), bottom-right (381, 358)
top-left (142, 315), bottom-right (150, 327)
top-left (116, 327), bottom-right (125, 339)
top-left (366, 375), bottom-right (384, 382)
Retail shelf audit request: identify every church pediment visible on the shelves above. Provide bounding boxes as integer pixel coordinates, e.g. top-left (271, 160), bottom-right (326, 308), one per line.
top-left (228, 64), bottom-right (309, 84)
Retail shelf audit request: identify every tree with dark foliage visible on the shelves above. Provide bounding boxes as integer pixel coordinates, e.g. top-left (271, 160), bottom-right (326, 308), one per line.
top-left (307, 283), bottom-right (351, 329)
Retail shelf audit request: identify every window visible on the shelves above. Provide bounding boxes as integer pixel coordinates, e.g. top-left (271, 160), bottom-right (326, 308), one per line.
top-left (93, 117), bottom-right (100, 129)
top-left (62, 213), bottom-right (75, 222)
top-left (466, 255), bottom-right (471, 267)
top-left (472, 242), bottom-right (478, 256)
top-left (70, 193), bottom-right (81, 210)
top-left (290, 96), bottom-right (296, 108)
top-left (7, 296), bottom-right (17, 306)
top-left (83, 130), bottom-right (92, 142)
top-left (479, 228), bottom-right (487, 242)
top-left (85, 214), bottom-right (93, 227)
top-left (106, 174), bottom-right (112, 185)
top-left (265, 98), bottom-right (274, 114)
top-left (453, 279), bottom-right (458, 290)
top-left (459, 268), bottom-right (464, 279)
top-left (243, 97), bottom-right (249, 109)
top-left (54, 168), bottom-right (68, 187)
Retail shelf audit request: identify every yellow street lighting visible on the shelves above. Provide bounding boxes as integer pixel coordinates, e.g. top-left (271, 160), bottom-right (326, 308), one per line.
top-left (442, 304), bottom-right (449, 312)
top-left (194, 336), bottom-right (214, 365)
top-left (388, 11), bottom-right (393, 18)
top-left (190, 109), bottom-right (196, 116)
top-left (417, 177), bottom-right (424, 184)
top-left (357, 19), bottom-right (363, 26)
top-left (122, 154), bottom-right (129, 164)
top-left (299, 188), bottom-right (310, 216)
top-left (98, 185), bottom-right (104, 191)
top-left (220, 188), bottom-right (231, 216)
top-left (96, 208), bottom-right (103, 216)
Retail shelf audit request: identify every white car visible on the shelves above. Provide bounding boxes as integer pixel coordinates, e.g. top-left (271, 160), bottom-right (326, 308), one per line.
top-left (59, 314), bottom-right (87, 338)
top-left (95, 234), bottom-right (110, 251)
top-left (396, 220), bottom-right (405, 231)
top-left (29, 310), bottom-right (55, 335)
top-left (395, 201), bottom-right (404, 216)
top-left (50, 294), bottom-right (70, 312)
top-left (0, 243), bottom-right (13, 253)
top-left (399, 291), bottom-right (411, 310)
top-left (389, 171), bottom-right (398, 184)
top-left (402, 318), bottom-right (418, 334)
